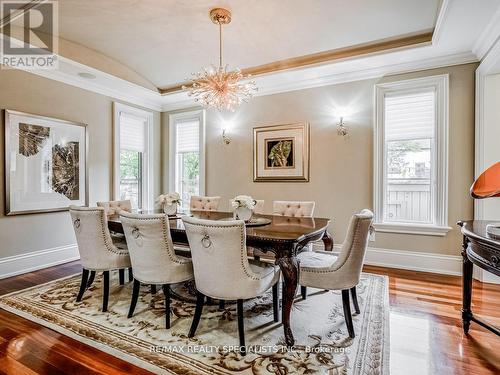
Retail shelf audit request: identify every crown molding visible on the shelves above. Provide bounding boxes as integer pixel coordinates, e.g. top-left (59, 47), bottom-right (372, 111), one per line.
top-left (3, 49), bottom-right (477, 113)
top-left (473, 3), bottom-right (500, 60)
top-left (26, 56), bottom-right (164, 111)
top-left (0, 35), bottom-right (478, 113)
top-left (160, 51), bottom-right (477, 111)
top-left (160, 30), bottom-right (433, 95)
top-left (432, 0), bottom-right (451, 45)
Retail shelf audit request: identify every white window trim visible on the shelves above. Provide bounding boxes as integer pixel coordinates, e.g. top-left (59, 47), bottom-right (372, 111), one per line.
top-left (113, 102), bottom-right (154, 210)
top-left (168, 109), bottom-right (206, 196)
top-left (373, 74), bottom-right (451, 236)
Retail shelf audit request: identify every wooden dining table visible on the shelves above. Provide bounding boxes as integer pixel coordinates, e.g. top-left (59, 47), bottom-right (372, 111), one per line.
top-left (108, 210), bottom-right (333, 347)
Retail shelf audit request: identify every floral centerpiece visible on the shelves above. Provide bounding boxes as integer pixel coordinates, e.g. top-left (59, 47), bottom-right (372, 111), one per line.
top-left (230, 195), bottom-right (256, 222)
top-left (157, 192), bottom-right (181, 216)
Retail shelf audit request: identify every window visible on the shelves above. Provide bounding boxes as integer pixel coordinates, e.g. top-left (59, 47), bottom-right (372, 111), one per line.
top-left (169, 110), bottom-right (205, 210)
top-left (374, 75), bottom-right (450, 236)
top-left (113, 103), bottom-right (154, 210)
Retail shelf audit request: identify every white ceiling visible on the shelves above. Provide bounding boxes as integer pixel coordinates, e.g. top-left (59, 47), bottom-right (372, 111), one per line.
top-left (57, 0), bottom-right (441, 88)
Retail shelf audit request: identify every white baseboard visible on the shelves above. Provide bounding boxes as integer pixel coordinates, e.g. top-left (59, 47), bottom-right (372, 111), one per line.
top-left (314, 243), bottom-right (462, 276)
top-left (312, 243), bottom-right (500, 284)
top-left (363, 246), bottom-right (463, 276)
top-left (0, 244), bottom-right (80, 280)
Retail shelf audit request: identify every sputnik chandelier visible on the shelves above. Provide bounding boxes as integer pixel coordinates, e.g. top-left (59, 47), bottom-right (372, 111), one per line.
top-left (182, 8), bottom-right (257, 111)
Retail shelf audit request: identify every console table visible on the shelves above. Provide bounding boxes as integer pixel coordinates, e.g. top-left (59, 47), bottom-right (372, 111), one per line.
top-left (458, 220), bottom-right (500, 336)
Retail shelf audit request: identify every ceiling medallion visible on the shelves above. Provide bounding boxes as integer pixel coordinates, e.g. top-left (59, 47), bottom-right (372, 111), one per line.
top-left (182, 8), bottom-right (257, 112)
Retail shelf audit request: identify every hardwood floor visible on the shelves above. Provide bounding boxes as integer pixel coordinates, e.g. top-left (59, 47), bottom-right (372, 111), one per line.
top-left (0, 262), bottom-right (498, 374)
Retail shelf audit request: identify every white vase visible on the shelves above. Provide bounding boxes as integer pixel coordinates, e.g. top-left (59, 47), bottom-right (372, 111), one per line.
top-left (163, 203), bottom-right (177, 216)
top-left (234, 207), bottom-right (253, 222)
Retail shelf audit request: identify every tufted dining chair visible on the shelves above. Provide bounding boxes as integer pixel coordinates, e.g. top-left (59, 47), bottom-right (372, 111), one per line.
top-left (253, 200), bottom-right (316, 265)
top-left (189, 196), bottom-right (221, 211)
top-left (120, 212), bottom-right (194, 328)
top-left (297, 209), bottom-right (374, 338)
top-left (97, 199), bottom-right (132, 260)
top-left (97, 200), bottom-right (132, 216)
top-left (272, 201), bottom-right (315, 217)
top-left (69, 206), bottom-right (131, 312)
top-left (182, 216), bottom-right (281, 355)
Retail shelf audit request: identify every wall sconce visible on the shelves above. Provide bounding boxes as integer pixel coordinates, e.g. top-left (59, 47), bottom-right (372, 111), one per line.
top-left (222, 129), bottom-right (231, 145)
top-left (337, 117), bottom-right (348, 138)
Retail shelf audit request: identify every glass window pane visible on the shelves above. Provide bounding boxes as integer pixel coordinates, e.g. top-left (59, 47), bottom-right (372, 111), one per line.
top-left (120, 150), bottom-right (142, 209)
top-left (385, 139), bottom-right (432, 223)
top-left (176, 152), bottom-right (199, 209)
top-left (174, 118), bottom-right (201, 210)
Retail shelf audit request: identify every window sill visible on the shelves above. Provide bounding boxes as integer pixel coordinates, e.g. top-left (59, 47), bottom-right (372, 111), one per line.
top-left (373, 222), bottom-right (452, 237)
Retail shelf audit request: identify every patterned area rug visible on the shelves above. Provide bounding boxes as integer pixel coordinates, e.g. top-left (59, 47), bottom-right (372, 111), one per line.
top-left (0, 273), bottom-right (389, 375)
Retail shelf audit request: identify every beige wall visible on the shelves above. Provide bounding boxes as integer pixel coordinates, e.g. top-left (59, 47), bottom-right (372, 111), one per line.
top-left (164, 63), bottom-right (477, 256)
top-left (0, 69), bottom-right (161, 259)
top-left (0, 63), bottom-right (476, 261)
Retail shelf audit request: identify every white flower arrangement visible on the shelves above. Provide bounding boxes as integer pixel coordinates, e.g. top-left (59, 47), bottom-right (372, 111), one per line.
top-left (156, 192), bottom-right (181, 206)
top-left (230, 195), bottom-right (256, 210)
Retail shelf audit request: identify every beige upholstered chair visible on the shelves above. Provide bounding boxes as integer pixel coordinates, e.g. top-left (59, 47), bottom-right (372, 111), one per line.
top-left (297, 209), bottom-right (374, 338)
top-left (182, 216), bottom-right (280, 354)
top-left (253, 200), bottom-right (316, 263)
top-left (97, 200), bottom-right (132, 216)
top-left (189, 196), bottom-right (221, 211)
top-left (272, 200), bottom-right (315, 217)
top-left (120, 212), bottom-right (194, 328)
top-left (69, 206), bottom-right (132, 312)
top-left (227, 199), bottom-right (265, 214)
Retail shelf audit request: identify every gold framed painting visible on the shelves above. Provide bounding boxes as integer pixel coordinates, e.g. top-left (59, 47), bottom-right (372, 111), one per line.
top-left (253, 123), bottom-right (310, 182)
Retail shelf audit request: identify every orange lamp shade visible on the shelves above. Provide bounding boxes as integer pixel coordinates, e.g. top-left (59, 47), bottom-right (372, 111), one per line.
top-left (471, 162), bottom-right (500, 199)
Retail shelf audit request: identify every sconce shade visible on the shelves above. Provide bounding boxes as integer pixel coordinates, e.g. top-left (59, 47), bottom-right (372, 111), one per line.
top-left (470, 162), bottom-right (500, 199)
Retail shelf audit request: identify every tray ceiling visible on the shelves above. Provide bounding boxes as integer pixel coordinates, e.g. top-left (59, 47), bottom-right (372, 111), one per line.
top-left (56, 0), bottom-right (441, 89)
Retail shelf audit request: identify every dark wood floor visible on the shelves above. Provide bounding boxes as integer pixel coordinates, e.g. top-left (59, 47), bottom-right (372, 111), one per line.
top-left (0, 262), bottom-right (498, 374)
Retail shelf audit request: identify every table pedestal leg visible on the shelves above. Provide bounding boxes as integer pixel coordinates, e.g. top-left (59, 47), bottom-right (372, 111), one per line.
top-left (461, 235), bottom-right (473, 334)
top-left (322, 231), bottom-right (334, 251)
top-left (277, 255), bottom-right (298, 347)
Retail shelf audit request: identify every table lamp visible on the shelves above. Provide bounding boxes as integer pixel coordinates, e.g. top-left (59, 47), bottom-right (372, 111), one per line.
top-left (470, 162), bottom-right (500, 239)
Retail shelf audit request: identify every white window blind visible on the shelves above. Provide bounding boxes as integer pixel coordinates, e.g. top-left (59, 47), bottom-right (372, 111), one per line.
top-left (384, 90), bottom-right (436, 141)
top-left (176, 120), bottom-right (199, 153)
top-left (374, 75), bottom-right (450, 236)
top-left (120, 112), bottom-right (146, 152)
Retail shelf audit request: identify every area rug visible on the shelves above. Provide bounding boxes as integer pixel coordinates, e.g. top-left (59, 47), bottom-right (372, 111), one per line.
top-left (0, 272), bottom-right (389, 375)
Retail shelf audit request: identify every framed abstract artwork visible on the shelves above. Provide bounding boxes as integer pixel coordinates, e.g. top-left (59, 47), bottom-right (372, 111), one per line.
top-left (253, 123), bottom-right (310, 182)
top-left (4, 110), bottom-right (88, 215)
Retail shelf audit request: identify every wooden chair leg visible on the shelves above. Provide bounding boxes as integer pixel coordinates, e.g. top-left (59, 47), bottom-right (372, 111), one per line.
top-left (102, 271), bottom-right (110, 312)
top-left (341, 289), bottom-right (355, 338)
top-left (219, 300), bottom-right (225, 310)
top-left (128, 267), bottom-right (133, 282)
top-left (188, 292), bottom-right (205, 338)
top-left (162, 284), bottom-right (171, 329)
top-left (151, 284), bottom-right (157, 294)
top-left (301, 286), bottom-right (307, 300)
top-left (119, 269), bottom-right (125, 285)
top-left (86, 271), bottom-right (96, 288)
top-left (237, 299), bottom-right (246, 356)
top-left (76, 269), bottom-right (89, 302)
top-left (272, 283), bottom-right (279, 322)
top-left (350, 286), bottom-right (360, 314)
top-left (128, 279), bottom-right (141, 318)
